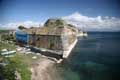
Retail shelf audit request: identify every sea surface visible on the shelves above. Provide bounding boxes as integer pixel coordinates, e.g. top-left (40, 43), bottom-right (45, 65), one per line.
top-left (55, 32), bottom-right (120, 80)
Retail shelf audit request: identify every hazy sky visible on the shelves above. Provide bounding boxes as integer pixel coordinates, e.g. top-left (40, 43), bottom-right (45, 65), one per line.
top-left (0, 0), bottom-right (120, 31)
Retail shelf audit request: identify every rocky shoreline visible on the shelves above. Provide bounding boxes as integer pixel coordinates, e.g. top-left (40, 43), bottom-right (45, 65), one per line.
top-left (30, 58), bottom-right (59, 80)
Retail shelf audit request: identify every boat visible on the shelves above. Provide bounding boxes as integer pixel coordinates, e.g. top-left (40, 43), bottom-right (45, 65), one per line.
top-left (77, 31), bottom-right (88, 37)
top-left (83, 32), bottom-right (88, 37)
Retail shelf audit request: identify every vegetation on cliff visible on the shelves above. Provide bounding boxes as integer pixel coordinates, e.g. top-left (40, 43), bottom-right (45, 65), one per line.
top-left (0, 53), bottom-right (31, 80)
top-left (18, 25), bottom-right (27, 30)
top-left (0, 42), bottom-right (31, 80)
top-left (44, 18), bottom-right (66, 27)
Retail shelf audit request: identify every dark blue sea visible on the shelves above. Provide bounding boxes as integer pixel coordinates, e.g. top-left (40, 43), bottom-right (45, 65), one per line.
top-left (55, 32), bottom-right (120, 80)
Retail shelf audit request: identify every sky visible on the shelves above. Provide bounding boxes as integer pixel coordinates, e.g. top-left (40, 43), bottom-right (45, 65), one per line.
top-left (0, 0), bottom-right (120, 31)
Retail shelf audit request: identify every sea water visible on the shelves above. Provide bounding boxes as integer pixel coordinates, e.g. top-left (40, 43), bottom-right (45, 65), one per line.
top-left (55, 32), bottom-right (120, 80)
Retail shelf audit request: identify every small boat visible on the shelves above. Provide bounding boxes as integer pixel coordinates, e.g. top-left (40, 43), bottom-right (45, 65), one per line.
top-left (83, 32), bottom-right (88, 37)
top-left (78, 31), bottom-right (88, 37)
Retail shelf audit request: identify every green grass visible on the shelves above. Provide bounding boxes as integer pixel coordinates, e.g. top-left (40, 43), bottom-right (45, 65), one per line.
top-left (0, 42), bottom-right (16, 51)
top-left (0, 42), bottom-right (41, 80)
top-left (0, 30), bottom-right (9, 33)
top-left (18, 53), bottom-right (41, 66)
top-left (11, 53), bottom-right (41, 80)
top-left (9, 54), bottom-right (31, 80)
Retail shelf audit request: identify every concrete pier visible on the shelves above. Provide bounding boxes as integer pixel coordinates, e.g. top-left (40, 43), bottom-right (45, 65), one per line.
top-left (63, 39), bottom-right (78, 58)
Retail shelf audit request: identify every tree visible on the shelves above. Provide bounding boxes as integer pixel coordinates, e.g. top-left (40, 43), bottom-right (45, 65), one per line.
top-left (56, 19), bottom-right (64, 26)
top-left (18, 26), bottom-right (27, 30)
top-left (30, 26), bottom-right (35, 29)
top-left (0, 58), bottom-right (16, 80)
